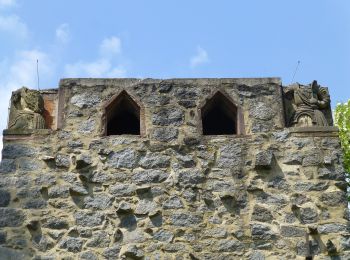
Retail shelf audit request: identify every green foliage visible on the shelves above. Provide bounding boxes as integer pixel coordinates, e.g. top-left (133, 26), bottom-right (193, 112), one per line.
top-left (335, 101), bottom-right (350, 201)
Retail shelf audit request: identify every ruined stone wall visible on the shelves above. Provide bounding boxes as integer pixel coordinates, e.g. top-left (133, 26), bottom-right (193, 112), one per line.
top-left (0, 78), bottom-right (349, 259)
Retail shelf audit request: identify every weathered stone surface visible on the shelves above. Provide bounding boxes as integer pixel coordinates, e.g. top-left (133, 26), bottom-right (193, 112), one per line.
top-left (251, 205), bottom-right (273, 223)
top-left (132, 169), bottom-right (167, 184)
top-left (0, 209), bottom-right (25, 227)
top-left (152, 108), bottom-right (184, 126)
top-left (0, 79), bottom-right (347, 259)
top-left (153, 229), bottom-right (174, 242)
top-left (0, 190), bottom-right (11, 207)
top-left (110, 184), bottom-right (136, 197)
top-left (86, 231), bottom-right (110, 248)
top-left (163, 196), bottom-right (184, 209)
top-left (0, 246), bottom-right (27, 260)
top-left (177, 169), bottom-right (204, 187)
top-left (83, 195), bottom-right (113, 210)
top-left (71, 93), bottom-right (101, 108)
top-left (59, 237), bottom-right (83, 253)
top-left (74, 212), bottom-right (104, 227)
top-left (280, 225), bottom-right (306, 237)
top-left (139, 153), bottom-right (171, 169)
top-left (320, 191), bottom-right (347, 206)
top-left (0, 159), bottom-right (16, 173)
top-left (255, 150), bottom-right (273, 169)
top-left (170, 213), bottom-right (202, 226)
top-left (108, 148), bottom-right (139, 169)
top-left (152, 127), bottom-right (178, 142)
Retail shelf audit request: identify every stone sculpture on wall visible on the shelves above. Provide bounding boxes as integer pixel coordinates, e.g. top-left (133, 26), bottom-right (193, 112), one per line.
top-left (8, 87), bottom-right (46, 130)
top-left (285, 80), bottom-right (330, 127)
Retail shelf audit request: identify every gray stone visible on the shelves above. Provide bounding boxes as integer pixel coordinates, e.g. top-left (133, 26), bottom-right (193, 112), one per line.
top-left (55, 154), bottom-right (71, 168)
top-left (251, 205), bottom-right (273, 223)
top-left (152, 127), bottom-right (178, 142)
top-left (59, 237), bottom-right (83, 253)
top-left (78, 119), bottom-right (95, 134)
top-left (170, 213), bottom-right (202, 226)
top-left (280, 225), bottom-right (306, 237)
top-left (300, 207), bottom-right (318, 224)
top-left (35, 174), bottom-right (56, 186)
top-left (216, 239), bottom-right (244, 252)
top-left (0, 190), bottom-right (11, 207)
top-left (67, 140), bottom-right (83, 149)
top-left (132, 169), bottom-right (167, 184)
top-left (177, 169), bottom-right (204, 187)
top-left (18, 158), bottom-right (41, 171)
top-left (318, 223), bottom-right (348, 234)
top-left (203, 228), bottom-right (227, 238)
top-left (294, 181), bottom-right (329, 192)
top-left (110, 183), bottom-right (136, 197)
top-left (139, 153), bottom-right (171, 169)
top-left (326, 239), bottom-right (337, 255)
top-left (340, 235), bottom-right (350, 250)
top-left (208, 180), bottom-right (235, 192)
top-left (283, 153), bottom-right (303, 165)
top-left (134, 200), bottom-right (157, 215)
top-left (302, 152), bottom-right (321, 166)
top-left (163, 196), bottom-right (184, 209)
top-left (75, 154), bottom-right (92, 169)
top-left (70, 182), bottom-right (89, 195)
top-left (90, 171), bottom-right (112, 183)
top-left (251, 102), bottom-right (276, 121)
top-left (0, 159), bottom-right (16, 173)
top-left (43, 217), bottom-right (69, 230)
top-left (2, 144), bottom-right (38, 159)
top-left (123, 230), bottom-right (146, 243)
top-left (250, 251), bottom-right (265, 260)
top-left (0, 246), bottom-right (27, 260)
top-left (176, 154), bottom-right (196, 168)
top-left (251, 224), bottom-right (275, 240)
top-left (122, 244), bottom-right (144, 259)
top-left (86, 231), bottom-right (110, 248)
top-left (152, 108), bottom-right (184, 126)
top-left (255, 150), bottom-right (273, 169)
top-left (178, 100), bottom-right (196, 108)
top-left (48, 185), bottom-right (70, 198)
top-left (103, 245), bottom-right (121, 260)
top-left (296, 240), bottom-right (320, 256)
top-left (74, 212), bottom-right (104, 227)
top-left (80, 251), bottom-right (98, 260)
top-left (71, 93), bottom-right (101, 108)
top-left (320, 191), bottom-right (347, 206)
top-left (153, 229), bottom-right (174, 242)
top-left (0, 231), bottom-right (6, 244)
top-left (23, 199), bottom-right (47, 209)
top-left (83, 195), bottom-right (113, 210)
top-left (267, 176), bottom-right (290, 190)
top-left (217, 143), bottom-right (242, 168)
top-left (108, 148), bottom-right (139, 169)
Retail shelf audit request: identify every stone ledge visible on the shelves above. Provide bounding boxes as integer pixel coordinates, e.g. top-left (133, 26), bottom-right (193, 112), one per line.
top-left (288, 126), bottom-right (339, 137)
top-left (3, 129), bottom-right (52, 136)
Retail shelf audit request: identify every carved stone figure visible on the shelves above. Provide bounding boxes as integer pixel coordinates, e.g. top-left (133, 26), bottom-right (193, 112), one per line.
top-left (8, 87), bottom-right (46, 130)
top-left (285, 80), bottom-right (330, 127)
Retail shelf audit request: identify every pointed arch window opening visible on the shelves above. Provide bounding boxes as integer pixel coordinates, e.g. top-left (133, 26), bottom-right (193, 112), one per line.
top-left (105, 91), bottom-right (141, 136)
top-left (201, 91), bottom-right (239, 135)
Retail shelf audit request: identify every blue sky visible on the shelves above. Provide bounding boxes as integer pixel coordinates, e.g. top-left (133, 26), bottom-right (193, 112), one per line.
top-left (0, 0), bottom-right (350, 151)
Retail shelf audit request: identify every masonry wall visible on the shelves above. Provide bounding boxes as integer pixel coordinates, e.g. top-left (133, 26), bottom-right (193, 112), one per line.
top-left (0, 78), bottom-right (349, 259)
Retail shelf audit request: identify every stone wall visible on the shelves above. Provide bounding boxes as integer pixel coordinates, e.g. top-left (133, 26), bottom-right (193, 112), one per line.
top-left (0, 78), bottom-right (349, 259)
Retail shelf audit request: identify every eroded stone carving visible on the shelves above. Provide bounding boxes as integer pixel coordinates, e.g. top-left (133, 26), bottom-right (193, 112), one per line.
top-left (285, 80), bottom-right (330, 127)
top-left (8, 87), bottom-right (46, 130)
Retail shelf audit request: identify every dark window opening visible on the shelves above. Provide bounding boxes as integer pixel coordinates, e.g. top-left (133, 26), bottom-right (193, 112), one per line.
top-left (201, 92), bottom-right (237, 135)
top-left (106, 91), bottom-right (140, 135)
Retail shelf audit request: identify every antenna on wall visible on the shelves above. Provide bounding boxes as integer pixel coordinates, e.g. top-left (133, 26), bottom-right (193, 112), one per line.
top-left (291, 60), bottom-right (301, 83)
top-left (37, 59), bottom-right (40, 90)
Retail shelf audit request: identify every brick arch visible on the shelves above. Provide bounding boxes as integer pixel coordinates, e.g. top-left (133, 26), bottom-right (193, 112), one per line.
top-left (198, 89), bottom-right (245, 135)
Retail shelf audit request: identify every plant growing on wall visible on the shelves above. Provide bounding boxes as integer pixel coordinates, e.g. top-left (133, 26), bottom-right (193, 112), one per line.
top-left (335, 100), bottom-right (350, 201)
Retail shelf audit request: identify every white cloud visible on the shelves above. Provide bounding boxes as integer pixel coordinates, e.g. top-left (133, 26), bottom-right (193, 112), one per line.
top-left (0, 0), bottom-right (16, 8)
top-left (99, 36), bottom-right (121, 57)
top-left (65, 36), bottom-right (126, 78)
top-left (190, 46), bottom-right (209, 68)
top-left (0, 14), bottom-right (28, 38)
top-left (64, 59), bottom-right (126, 78)
top-left (55, 23), bottom-right (70, 44)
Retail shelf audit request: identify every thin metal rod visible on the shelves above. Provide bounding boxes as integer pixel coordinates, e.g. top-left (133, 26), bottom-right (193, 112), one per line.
top-left (291, 60), bottom-right (301, 83)
top-left (37, 59), bottom-right (40, 90)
